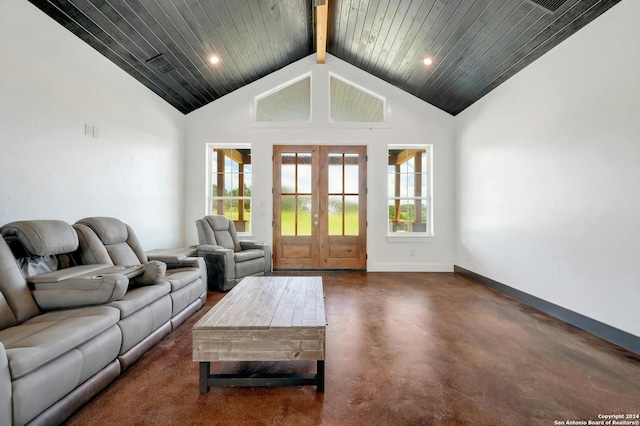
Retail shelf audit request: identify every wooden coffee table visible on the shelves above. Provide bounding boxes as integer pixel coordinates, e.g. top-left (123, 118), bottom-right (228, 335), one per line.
top-left (193, 276), bottom-right (326, 392)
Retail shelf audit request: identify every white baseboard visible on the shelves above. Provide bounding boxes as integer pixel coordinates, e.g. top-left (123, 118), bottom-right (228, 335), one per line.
top-left (367, 263), bottom-right (454, 272)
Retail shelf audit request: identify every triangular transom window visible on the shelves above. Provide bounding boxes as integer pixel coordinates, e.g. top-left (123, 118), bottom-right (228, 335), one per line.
top-left (330, 75), bottom-right (385, 123)
top-left (255, 75), bottom-right (311, 122)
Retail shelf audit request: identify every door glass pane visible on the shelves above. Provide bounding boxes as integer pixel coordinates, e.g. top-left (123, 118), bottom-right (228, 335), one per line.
top-left (281, 154), bottom-right (296, 193)
top-left (344, 196), bottom-right (359, 235)
top-left (327, 195), bottom-right (359, 236)
top-left (281, 195), bottom-right (296, 235)
top-left (328, 154), bottom-right (342, 194)
top-left (344, 154), bottom-right (359, 193)
top-left (328, 195), bottom-right (343, 235)
top-left (298, 153), bottom-right (312, 194)
top-left (297, 196), bottom-right (312, 236)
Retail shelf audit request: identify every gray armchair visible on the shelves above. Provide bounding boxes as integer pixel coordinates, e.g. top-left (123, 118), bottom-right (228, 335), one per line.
top-left (195, 215), bottom-right (271, 292)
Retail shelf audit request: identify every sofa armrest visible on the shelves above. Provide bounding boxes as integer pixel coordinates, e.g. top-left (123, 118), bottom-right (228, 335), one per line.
top-left (0, 343), bottom-right (11, 426)
top-left (195, 244), bottom-right (223, 254)
top-left (146, 247), bottom-right (198, 263)
top-left (239, 241), bottom-right (265, 250)
top-left (31, 274), bottom-right (129, 310)
top-left (134, 260), bottom-right (166, 285)
top-left (198, 246), bottom-right (233, 260)
top-left (239, 241), bottom-right (272, 273)
top-left (158, 257), bottom-right (207, 285)
top-left (158, 256), bottom-right (204, 270)
top-left (198, 247), bottom-right (235, 280)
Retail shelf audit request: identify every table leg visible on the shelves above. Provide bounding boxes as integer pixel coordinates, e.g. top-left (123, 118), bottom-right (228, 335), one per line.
top-left (199, 362), bottom-right (210, 394)
top-left (316, 360), bottom-right (325, 392)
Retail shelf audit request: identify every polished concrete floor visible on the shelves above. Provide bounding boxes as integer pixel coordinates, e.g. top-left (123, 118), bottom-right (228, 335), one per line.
top-left (65, 272), bottom-right (640, 425)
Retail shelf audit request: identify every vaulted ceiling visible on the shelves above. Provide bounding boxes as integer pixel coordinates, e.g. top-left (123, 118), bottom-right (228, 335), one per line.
top-left (27, 0), bottom-right (620, 115)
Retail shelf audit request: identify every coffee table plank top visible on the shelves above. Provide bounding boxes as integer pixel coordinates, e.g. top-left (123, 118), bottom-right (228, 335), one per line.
top-left (194, 276), bottom-right (325, 330)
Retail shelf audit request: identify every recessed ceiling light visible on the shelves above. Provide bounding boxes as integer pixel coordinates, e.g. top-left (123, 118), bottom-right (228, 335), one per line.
top-left (423, 57), bottom-right (433, 66)
top-left (210, 56), bottom-right (220, 65)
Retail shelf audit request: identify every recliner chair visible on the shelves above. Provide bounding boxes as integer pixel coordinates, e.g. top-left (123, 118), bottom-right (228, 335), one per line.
top-left (195, 215), bottom-right (271, 292)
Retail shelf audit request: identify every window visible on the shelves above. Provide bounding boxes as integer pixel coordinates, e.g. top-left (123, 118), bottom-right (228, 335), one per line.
top-left (207, 145), bottom-right (252, 233)
top-left (388, 145), bottom-right (432, 235)
top-left (330, 74), bottom-right (385, 123)
top-left (255, 75), bottom-right (311, 122)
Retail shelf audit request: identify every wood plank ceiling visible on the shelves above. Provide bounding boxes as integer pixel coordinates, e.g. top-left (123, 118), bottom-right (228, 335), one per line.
top-left (26, 0), bottom-right (620, 116)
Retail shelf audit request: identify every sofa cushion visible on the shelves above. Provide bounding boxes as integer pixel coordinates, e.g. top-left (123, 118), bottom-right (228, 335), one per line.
top-left (75, 218), bottom-right (147, 265)
top-left (76, 217), bottom-right (128, 245)
top-left (108, 282), bottom-right (170, 319)
top-left (163, 268), bottom-right (202, 292)
top-left (0, 237), bottom-right (39, 328)
top-left (10, 326), bottom-right (121, 426)
top-left (0, 293), bottom-right (16, 331)
top-left (235, 257), bottom-right (266, 278)
top-left (203, 216), bottom-right (241, 252)
top-left (101, 242), bottom-right (141, 266)
top-left (234, 249), bottom-right (265, 263)
top-left (0, 305), bottom-right (120, 379)
top-left (0, 343), bottom-right (10, 426)
top-left (0, 220), bottom-right (78, 257)
top-left (74, 223), bottom-right (115, 265)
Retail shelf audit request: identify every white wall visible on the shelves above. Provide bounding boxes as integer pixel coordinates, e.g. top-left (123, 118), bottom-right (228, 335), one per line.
top-left (185, 54), bottom-right (456, 271)
top-left (0, 0), bottom-right (185, 249)
top-left (455, 0), bottom-right (640, 336)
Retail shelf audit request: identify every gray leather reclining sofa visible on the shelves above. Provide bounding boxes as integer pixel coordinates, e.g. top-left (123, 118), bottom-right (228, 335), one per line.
top-left (0, 218), bottom-right (206, 426)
